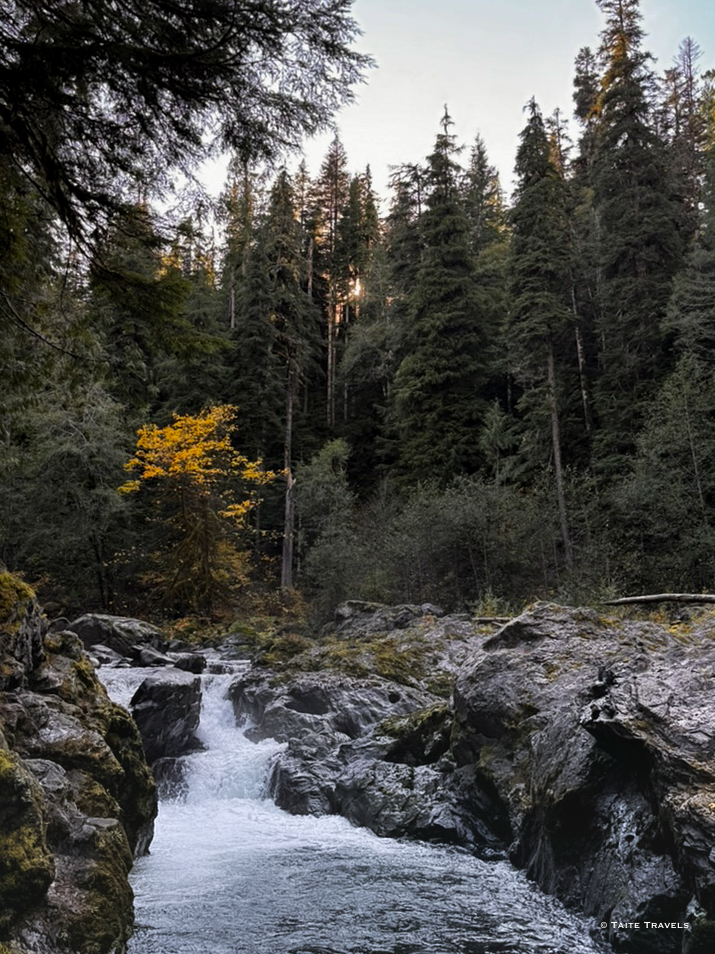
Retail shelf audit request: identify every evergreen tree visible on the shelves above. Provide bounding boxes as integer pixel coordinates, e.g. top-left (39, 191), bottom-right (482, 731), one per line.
top-left (89, 207), bottom-right (197, 414)
top-left (463, 135), bottom-right (506, 255)
top-left (509, 99), bottom-right (575, 567)
top-left (590, 0), bottom-right (682, 472)
top-left (391, 109), bottom-right (489, 485)
top-left (225, 227), bottom-right (283, 464)
top-left (263, 170), bottom-right (322, 588)
top-left (656, 38), bottom-right (708, 244)
top-left (311, 136), bottom-right (351, 427)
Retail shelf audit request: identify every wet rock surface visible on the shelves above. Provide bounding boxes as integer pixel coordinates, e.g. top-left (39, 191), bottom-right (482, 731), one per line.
top-left (0, 577), bottom-right (157, 954)
top-left (227, 610), bottom-right (502, 848)
top-left (130, 669), bottom-right (202, 764)
top-left (451, 602), bottom-right (715, 954)
top-left (226, 600), bottom-right (715, 953)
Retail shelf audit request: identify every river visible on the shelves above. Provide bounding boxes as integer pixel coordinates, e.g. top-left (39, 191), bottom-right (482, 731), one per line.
top-left (99, 666), bottom-right (606, 954)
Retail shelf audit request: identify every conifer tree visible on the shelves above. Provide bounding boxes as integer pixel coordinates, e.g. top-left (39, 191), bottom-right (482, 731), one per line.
top-left (312, 136), bottom-right (351, 427)
top-left (391, 109), bottom-right (489, 485)
top-left (509, 99), bottom-right (574, 567)
top-left (590, 0), bottom-right (682, 472)
top-left (463, 135), bottom-right (506, 255)
top-left (262, 170), bottom-right (322, 588)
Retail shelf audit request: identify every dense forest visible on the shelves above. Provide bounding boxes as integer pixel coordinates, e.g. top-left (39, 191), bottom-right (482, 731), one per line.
top-left (2, 0), bottom-right (715, 622)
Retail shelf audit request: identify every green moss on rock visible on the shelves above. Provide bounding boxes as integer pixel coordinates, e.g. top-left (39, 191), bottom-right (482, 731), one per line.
top-left (62, 820), bottom-right (134, 954)
top-left (0, 745), bottom-right (54, 934)
top-left (0, 573), bottom-right (35, 632)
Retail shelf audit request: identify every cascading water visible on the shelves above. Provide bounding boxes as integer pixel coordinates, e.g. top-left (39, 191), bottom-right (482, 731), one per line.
top-left (102, 666), bottom-right (606, 954)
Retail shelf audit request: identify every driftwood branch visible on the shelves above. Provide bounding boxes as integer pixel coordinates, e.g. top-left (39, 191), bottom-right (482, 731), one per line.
top-left (473, 616), bottom-right (512, 624)
top-left (602, 594), bottom-right (715, 606)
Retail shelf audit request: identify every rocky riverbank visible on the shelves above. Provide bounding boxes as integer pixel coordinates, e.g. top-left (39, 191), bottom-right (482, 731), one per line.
top-left (224, 600), bottom-right (715, 954)
top-left (0, 575), bottom-right (157, 954)
top-left (5, 585), bottom-right (715, 954)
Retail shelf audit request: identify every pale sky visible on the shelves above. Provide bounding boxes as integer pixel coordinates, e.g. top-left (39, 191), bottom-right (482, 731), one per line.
top-left (291, 0), bottom-right (715, 204)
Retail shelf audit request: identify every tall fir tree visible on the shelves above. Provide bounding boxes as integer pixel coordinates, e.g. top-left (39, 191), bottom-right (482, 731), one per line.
top-left (311, 136), bottom-right (351, 427)
top-left (391, 109), bottom-right (489, 485)
top-left (589, 0), bottom-right (682, 473)
top-left (262, 169), bottom-right (322, 587)
top-left (509, 99), bottom-right (575, 567)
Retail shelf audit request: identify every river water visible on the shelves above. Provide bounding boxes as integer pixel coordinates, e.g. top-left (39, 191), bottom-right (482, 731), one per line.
top-left (99, 667), bottom-right (606, 954)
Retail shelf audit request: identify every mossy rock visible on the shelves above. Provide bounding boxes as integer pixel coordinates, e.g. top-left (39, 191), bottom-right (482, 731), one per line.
top-left (380, 704), bottom-right (452, 766)
top-left (0, 743), bottom-right (54, 934)
top-left (0, 573), bottom-right (35, 632)
top-left (104, 705), bottom-right (157, 855)
top-left (63, 820), bottom-right (134, 954)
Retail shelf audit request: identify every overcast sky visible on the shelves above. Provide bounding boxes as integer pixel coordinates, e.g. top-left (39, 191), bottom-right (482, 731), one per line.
top-left (286, 0), bottom-right (715, 205)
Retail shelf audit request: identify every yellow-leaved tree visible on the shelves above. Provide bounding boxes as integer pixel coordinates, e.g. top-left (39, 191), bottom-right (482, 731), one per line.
top-left (119, 405), bottom-right (274, 614)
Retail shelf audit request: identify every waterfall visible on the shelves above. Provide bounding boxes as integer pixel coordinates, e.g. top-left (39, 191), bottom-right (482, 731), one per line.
top-left (100, 665), bottom-right (605, 954)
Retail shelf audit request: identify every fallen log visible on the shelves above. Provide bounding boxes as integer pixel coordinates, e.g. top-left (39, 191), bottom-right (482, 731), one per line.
top-left (602, 593), bottom-right (715, 606)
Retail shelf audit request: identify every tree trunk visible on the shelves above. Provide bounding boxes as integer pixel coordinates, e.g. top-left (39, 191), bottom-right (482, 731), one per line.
top-left (547, 343), bottom-right (573, 571)
top-left (571, 285), bottom-right (591, 436)
top-left (603, 593), bottom-right (715, 606)
top-left (281, 369), bottom-right (296, 590)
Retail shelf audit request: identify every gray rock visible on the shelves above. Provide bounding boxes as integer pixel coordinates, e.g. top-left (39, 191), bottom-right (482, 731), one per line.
top-left (132, 644), bottom-right (175, 667)
top-left (130, 669), bottom-right (202, 764)
top-left (87, 643), bottom-right (126, 667)
top-left (328, 600), bottom-right (444, 638)
top-left (67, 613), bottom-right (165, 656)
top-left (172, 652), bottom-right (208, 674)
top-left (229, 668), bottom-right (435, 743)
top-left (451, 602), bottom-right (715, 950)
top-left (1, 592), bottom-right (157, 954)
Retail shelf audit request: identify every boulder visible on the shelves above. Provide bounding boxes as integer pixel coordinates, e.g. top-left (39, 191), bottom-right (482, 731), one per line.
top-left (130, 669), bottom-right (202, 764)
top-left (66, 613), bottom-right (165, 657)
top-left (0, 583), bottom-right (157, 954)
top-left (229, 668), bottom-right (435, 743)
top-left (0, 571), bottom-right (45, 689)
top-left (171, 652), bottom-right (207, 674)
top-left (328, 600), bottom-right (445, 638)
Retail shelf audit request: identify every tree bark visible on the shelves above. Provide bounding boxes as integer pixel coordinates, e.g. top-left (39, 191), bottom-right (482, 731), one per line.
top-left (547, 343), bottom-right (573, 571)
top-left (281, 369), bottom-right (296, 590)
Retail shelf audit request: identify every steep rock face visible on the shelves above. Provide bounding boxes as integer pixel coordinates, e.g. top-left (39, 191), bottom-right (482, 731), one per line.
top-left (0, 576), bottom-right (157, 954)
top-left (451, 603), bottom-right (715, 954)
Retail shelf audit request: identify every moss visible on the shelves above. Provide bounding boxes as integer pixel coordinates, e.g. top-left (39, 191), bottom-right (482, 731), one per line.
top-left (104, 705), bottom-right (157, 855)
top-left (0, 572), bottom-right (35, 633)
top-left (72, 773), bottom-right (122, 820)
top-left (379, 704), bottom-right (452, 766)
top-left (0, 748), bottom-right (54, 933)
top-left (64, 823), bottom-right (134, 954)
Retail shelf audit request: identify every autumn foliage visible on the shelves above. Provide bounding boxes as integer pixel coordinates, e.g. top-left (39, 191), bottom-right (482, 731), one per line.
top-left (120, 405), bottom-right (274, 613)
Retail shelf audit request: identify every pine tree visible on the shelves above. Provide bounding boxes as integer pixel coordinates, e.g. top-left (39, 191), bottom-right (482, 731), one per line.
top-left (590, 0), bottom-right (682, 472)
top-left (391, 109), bottom-right (489, 485)
top-left (656, 39), bottom-right (709, 244)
